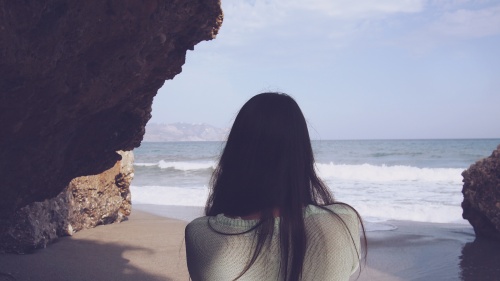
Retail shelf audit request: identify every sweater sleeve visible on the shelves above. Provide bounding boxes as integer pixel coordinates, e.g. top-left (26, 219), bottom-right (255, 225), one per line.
top-left (301, 204), bottom-right (361, 280)
top-left (185, 217), bottom-right (262, 280)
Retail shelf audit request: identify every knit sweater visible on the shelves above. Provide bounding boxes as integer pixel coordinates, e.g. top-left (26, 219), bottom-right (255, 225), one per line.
top-left (185, 204), bottom-right (360, 281)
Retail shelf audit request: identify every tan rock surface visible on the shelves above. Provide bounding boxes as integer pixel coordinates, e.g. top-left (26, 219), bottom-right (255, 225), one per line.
top-left (1, 151), bottom-right (134, 253)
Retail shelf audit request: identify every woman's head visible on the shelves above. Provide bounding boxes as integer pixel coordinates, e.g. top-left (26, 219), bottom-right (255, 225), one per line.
top-left (206, 92), bottom-right (332, 217)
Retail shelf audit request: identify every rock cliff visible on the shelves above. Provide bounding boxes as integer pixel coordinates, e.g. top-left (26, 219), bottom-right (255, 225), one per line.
top-left (462, 145), bottom-right (500, 241)
top-left (0, 0), bottom-right (222, 244)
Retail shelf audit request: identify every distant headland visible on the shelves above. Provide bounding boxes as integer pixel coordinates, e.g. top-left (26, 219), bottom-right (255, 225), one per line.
top-left (143, 122), bottom-right (229, 142)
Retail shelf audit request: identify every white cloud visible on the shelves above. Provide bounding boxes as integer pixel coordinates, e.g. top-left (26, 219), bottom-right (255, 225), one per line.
top-left (397, 4), bottom-right (500, 53)
top-left (429, 5), bottom-right (500, 38)
top-left (221, 0), bottom-right (425, 33)
top-left (286, 0), bottom-right (424, 19)
top-left (428, 0), bottom-right (499, 11)
top-left (216, 0), bottom-right (500, 60)
top-left (222, 0), bottom-right (425, 26)
top-left (218, 0), bottom-right (426, 49)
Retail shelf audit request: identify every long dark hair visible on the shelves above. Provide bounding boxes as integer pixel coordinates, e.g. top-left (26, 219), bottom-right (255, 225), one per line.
top-left (205, 92), bottom-right (366, 280)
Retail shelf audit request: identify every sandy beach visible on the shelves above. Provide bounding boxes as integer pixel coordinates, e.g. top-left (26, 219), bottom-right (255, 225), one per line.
top-left (0, 208), bottom-right (190, 281)
top-left (1, 204), bottom-right (500, 281)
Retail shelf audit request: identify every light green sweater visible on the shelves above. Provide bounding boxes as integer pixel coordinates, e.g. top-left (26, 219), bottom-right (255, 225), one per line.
top-left (185, 204), bottom-right (360, 281)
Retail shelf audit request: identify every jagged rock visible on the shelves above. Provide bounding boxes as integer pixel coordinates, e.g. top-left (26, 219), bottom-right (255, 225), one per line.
top-left (1, 151), bottom-right (134, 254)
top-left (462, 145), bottom-right (500, 241)
top-left (0, 0), bottom-right (222, 239)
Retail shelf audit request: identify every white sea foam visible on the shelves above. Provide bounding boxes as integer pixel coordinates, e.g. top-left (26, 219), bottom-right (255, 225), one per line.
top-left (134, 160), bottom-right (216, 171)
top-left (130, 163), bottom-right (469, 225)
top-left (131, 185), bottom-right (209, 206)
top-left (363, 221), bottom-right (398, 231)
top-left (353, 202), bottom-right (467, 224)
top-left (316, 162), bottom-right (464, 183)
top-left (158, 160), bottom-right (215, 170)
top-left (321, 164), bottom-right (468, 224)
top-left (134, 162), bottom-right (158, 167)
top-left (131, 186), bottom-right (468, 225)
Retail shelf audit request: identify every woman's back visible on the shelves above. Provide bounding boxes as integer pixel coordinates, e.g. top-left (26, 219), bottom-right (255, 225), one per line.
top-left (185, 204), bottom-right (360, 281)
top-left (186, 93), bottom-right (365, 280)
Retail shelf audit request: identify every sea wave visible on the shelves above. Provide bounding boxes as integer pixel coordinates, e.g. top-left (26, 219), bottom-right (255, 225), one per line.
top-left (130, 183), bottom-right (468, 224)
top-left (135, 160), bottom-right (464, 183)
top-left (370, 152), bottom-right (424, 157)
top-left (134, 160), bottom-right (216, 171)
top-left (316, 162), bottom-right (464, 183)
top-left (131, 185), bottom-right (209, 206)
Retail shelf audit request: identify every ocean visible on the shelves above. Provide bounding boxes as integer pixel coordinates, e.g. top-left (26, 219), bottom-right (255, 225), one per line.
top-left (131, 139), bottom-right (499, 227)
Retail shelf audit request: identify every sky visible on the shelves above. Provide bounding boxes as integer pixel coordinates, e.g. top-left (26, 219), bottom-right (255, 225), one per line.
top-left (150, 0), bottom-right (500, 140)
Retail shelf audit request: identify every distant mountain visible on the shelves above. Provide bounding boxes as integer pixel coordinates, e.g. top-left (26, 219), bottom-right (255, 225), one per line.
top-left (143, 122), bottom-right (229, 142)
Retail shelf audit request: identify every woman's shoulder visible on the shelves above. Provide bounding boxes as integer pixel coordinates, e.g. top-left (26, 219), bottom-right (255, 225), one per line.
top-left (306, 203), bottom-right (358, 217)
top-left (185, 216), bottom-right (209, 235)
top-left (305, 203), bottom-right (360, 233)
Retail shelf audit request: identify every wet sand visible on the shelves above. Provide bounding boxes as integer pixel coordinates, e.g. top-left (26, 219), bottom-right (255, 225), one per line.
top-left (353, 220), bottom-right (500, 281)
top-left (1, 204), bottom-right (499, 281)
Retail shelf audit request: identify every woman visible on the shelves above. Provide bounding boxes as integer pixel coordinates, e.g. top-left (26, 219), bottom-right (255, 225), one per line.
top-left (185, 92), bottom-right (366, 281)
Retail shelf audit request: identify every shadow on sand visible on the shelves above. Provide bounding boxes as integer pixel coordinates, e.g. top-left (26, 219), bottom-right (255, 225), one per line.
top-left (0, 238), bottom-right (173, 281)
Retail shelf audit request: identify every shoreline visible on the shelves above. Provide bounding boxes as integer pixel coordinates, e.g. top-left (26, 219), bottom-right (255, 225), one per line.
top-left (1, 204), bottom-right (499, 281)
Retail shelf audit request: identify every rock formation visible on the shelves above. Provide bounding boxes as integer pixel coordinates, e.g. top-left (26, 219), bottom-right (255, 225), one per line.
top-left (462, 145), bottom-right (500, 241)
top-left (1, 151), bottom-right (134, 254)
top-left (0, 0), bottom-right (222, 248)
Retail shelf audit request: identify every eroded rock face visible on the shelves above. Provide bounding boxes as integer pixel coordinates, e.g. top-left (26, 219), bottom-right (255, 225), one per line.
top-left (462, 145), bottom-right (500, 241)
top-left (0, 0), bottom-right (222, 231)
top-left (0, 151), bottom-right (134, 254)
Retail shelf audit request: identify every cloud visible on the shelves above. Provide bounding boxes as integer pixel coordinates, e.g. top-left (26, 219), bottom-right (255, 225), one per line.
top-left (214, 0), bottom-right (500, 61)
top-left (397, 4), bottom-right (500, 53)
top-left (221, 0), bottom-right (425, 34)
top-left (428, 0), bottom-right (500, 12)
top-left (218, 0), bottom-right (426, 50)
top-left (428, 5), bottom-right (500, 38)
top-left (222, 0), bottom-right (424, 26)
top-left (286, 0), bottom-right (424, 19)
